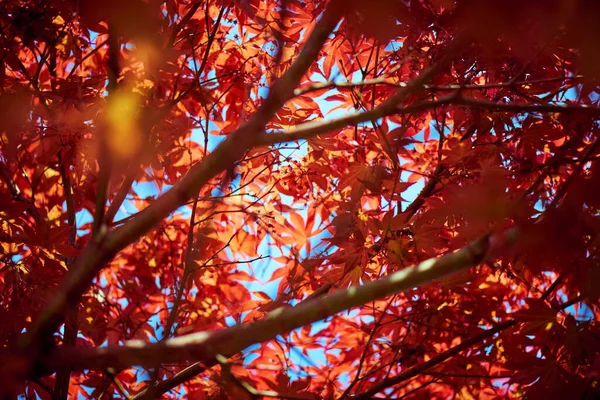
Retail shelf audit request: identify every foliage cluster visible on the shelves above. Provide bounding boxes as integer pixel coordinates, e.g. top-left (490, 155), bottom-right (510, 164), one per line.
top-left (1, 0), bottom-right (600, 398)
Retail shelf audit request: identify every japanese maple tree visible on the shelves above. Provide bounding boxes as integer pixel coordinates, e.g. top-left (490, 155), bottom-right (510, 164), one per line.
top-left (1, 0), bottom-right (600, 398)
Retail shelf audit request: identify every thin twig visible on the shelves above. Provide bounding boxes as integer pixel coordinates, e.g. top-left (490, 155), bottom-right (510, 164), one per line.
top-left (52, 150), bottom-right (78, 400)
top-left (293, 75), bottom-right (584, 97)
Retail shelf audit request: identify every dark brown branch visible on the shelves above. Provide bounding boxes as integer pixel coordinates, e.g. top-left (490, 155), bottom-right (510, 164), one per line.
top-left (349, 320), bottom-right (518, 399)
top-left (455, 97), bottom-right (600, 115)
top-left (105, 173), bottom-right (135, 224)
top-left (255, 96), bottom-right (456, 147)
top-left (91, 25), bottom-right (119, 236)
top-left (403, 164), bottom-right (445, 221)
top-left (257, 94), bottom-right (600, 149)
top-left (293, 74), bottom-right (584, 97)
top-left (130, 362), bottom-right (206, 400)
top-left (0, 160), bottom-right (41, 222)
top-left (351, 287), bottom-right (584, 399)
top-left (52, 151), bottom-right (78, 400)
top-left (167, 1), bottom-right (202, 48)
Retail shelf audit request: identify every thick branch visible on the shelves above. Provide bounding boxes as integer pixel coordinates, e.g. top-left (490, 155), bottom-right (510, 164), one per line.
top-left (255, 96), bottom-right (455, 147)
top-left (44, 230), bottom-right (515, 372)
top-left (130, 283), bottom-right (336, 399)
top-left (282, 36), bottom-right (465, 146)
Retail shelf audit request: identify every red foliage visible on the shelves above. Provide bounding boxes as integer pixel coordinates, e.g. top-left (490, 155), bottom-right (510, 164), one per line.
top-left (1, 0), bottom-right (600, 399)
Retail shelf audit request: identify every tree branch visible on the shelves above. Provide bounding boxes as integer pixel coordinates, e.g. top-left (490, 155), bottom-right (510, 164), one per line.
top-left (0, 160), bottom-right (41, 222)
top-left (91, 24), bottom-right (119, 236)
top-left (130, 283), bottom-right (335, 399)
top-left (256, 94), bottom-right (600, 148)
top-left (455, 97), bottom-right (600, 115)
top-left (255, 96), bottom-right (456, 147)
top-left (293, 74), bottom-right (584, 97)
top-left (140, 194), bottom-right (200, 399)
top-left (130, 362), bottom-right (205, 399)
top-left (52, 151), bottom-right (78, 400)
top-left (43, 229), bottom-right (514, 373)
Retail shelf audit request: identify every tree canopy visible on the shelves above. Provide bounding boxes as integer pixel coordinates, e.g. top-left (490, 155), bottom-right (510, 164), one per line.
top-left (1, 0), bottom-right (600, 398)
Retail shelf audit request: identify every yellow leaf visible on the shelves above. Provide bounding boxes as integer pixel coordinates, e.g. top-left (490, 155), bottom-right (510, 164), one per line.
top-left (47, 205), bottom-right (62, 221)
top-left (1, 242), bottom-right (19, 254)
top-left (55, 34), bottom-right (69, 54)
top-left (44, 168), bottom-right (60, 178)
top-left (52, 15), bottom-right (65, 25)
top-left (357, 209), bottom-right (368, 222)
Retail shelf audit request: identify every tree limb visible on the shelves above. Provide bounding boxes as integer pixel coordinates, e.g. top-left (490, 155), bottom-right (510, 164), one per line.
top-left (257, 94), bottom-right (600, 148)
top-left (42, 229), bottom-right (515, 373)
top-left (293, 74), bottom-right (584, 97)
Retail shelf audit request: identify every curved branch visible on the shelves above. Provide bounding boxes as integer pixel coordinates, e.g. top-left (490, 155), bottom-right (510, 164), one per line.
top-left (455, 97), bottom-right (600, 115)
